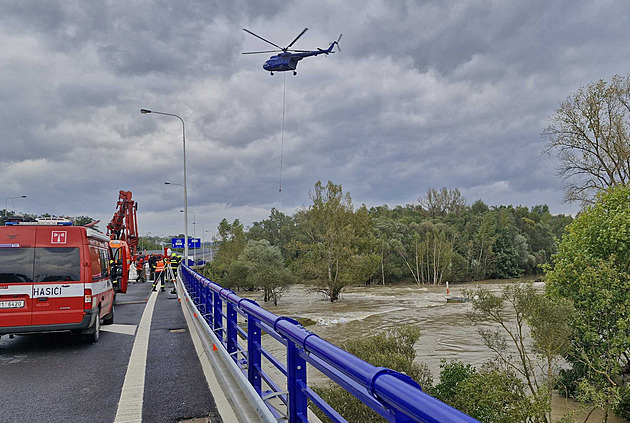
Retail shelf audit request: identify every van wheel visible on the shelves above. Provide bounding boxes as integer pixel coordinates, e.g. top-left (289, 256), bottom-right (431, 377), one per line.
top-left (83, 312), bottom-right (101, 343)
top-left (103, 304), bottom-right (114, 325)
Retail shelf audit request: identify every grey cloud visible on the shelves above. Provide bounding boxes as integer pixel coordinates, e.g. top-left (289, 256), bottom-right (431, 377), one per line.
top-left (4, 0), bottom-right (627, 236)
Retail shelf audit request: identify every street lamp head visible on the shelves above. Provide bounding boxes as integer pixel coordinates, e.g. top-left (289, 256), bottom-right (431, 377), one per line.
top-left (140, 108), bottom-right (152, 114)
top-left (20, 195), bottom-right (27, 198)
top-left (164, 182), bottom-right (171, 185)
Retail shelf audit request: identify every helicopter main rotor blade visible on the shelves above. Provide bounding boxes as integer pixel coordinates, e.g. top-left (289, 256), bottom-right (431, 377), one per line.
top-left (243, 28), bottom-right (283, 50)
top-left (242, 50), bottom-right (281, 55)
top-left (285, 27), bottom-right (308, 50)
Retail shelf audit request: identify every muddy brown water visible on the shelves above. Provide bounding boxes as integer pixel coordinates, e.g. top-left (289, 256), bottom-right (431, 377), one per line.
top-left (237, 281), bottom-right (628, 422)
top-left (240, 281), bottom-right (508, 377)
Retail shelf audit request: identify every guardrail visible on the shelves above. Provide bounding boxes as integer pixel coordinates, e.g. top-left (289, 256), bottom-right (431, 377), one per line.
top-left (180, 264), bottom-right (480, 423)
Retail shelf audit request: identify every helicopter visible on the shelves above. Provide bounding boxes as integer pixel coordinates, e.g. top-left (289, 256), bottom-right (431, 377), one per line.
top-left (242, 28), bottom-right (342, 75)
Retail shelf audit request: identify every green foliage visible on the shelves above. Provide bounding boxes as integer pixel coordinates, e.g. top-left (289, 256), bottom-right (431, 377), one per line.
top-left (229, 240), bottom-right (294, 304)
top-left (447, 367), bottom-right (547, 423)
top-left (72, 215), bottom-right (96, 227)
top-left (545, 184), bottom-right (630, 419)
top-left (490, 227), bottom-right (522, 279)
top-left (246, 208), bottom-right (304, 262)
top-left (137, 235), bottom-right (165, 252)
top-left (466, 282), bottom-right (574, 422)
top-left (209, 181), bottom-right (572, 296)
top-left (432, 360), bottom-right (550, 423)
top-left (294, 181), bottom-right (377, 301)
top-left (204, 219), bottom-right (246, 287)
top-left (312, 326), bottom-right (431, 423)
top-left (430, 359), bottom-right (476, 401)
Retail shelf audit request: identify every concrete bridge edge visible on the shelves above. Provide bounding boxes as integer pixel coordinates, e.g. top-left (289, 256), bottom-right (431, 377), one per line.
top-left (177, 277), bottom-right (277, 423)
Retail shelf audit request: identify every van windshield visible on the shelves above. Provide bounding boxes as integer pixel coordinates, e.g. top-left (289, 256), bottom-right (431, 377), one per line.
top-left (0, 247), bottom-right (80, 283)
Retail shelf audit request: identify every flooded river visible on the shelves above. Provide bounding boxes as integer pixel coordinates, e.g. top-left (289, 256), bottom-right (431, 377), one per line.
top-left (240, 280), bottom-right (628, 422)
top-left (242, 280), bottom-right (507, 378)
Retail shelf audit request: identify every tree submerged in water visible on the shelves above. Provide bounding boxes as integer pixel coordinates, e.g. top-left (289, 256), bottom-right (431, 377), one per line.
top-left (294, 180), bottom-right (378, 302)
top-left (461, 282), bottom-right (574, 422)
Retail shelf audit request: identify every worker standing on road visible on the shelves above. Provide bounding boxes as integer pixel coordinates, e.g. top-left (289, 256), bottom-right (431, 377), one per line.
top-left (148, 254), bottom-right (158, 280)
top-left (135, 256), bottom-right (145, 283)
top-left (152, 257), bottom-right (166, 292)
top-left (169, 252), bottom-right (181, 282)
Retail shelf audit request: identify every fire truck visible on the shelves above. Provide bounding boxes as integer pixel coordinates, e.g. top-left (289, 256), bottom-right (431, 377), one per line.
top-left (0, 219), bottom-right (121, 342)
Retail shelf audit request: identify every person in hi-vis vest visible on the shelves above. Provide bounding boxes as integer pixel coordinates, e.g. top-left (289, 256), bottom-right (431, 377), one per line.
top-left (152, 257), bottom-right (166, 292)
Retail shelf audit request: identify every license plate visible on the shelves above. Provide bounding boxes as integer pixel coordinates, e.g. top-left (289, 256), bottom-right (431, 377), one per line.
top-left (0, 300), bottom-right (25, 309)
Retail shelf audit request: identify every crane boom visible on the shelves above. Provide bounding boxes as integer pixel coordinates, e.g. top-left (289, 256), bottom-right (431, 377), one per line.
top-left (106, 190), bottom-right (139, 258)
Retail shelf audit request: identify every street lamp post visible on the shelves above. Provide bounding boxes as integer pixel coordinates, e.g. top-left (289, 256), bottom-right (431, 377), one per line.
top-left (141, 108), bottom-right (188, 263)
top-left (164, 182), bottom-right (187, 257)
top-left (194, 222), bottom-right (206, 263)
top-left (5, 195), bottom-right (27, 216)
top-left (180, 210), bottom-right (196, 264)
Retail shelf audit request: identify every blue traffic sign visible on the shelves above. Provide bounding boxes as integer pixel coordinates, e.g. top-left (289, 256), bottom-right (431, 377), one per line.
top-left (171, 238), bottom-right (185, 249)
top-left (171, 238), bottom-right (201, 249)
top-left (189, 238), bottom-right (201, 249)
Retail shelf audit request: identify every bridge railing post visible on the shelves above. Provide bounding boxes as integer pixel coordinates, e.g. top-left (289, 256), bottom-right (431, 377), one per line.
top-left (204, 282), bottom-right (213, 326)
top-left (287, 341), bottom-right (308, 422)
top-left (247, 314), bottom-right (262, 394)
top-left (226, 301), bottom-right (238, 356)
top-left (213, 291), bottom-right (223, 341)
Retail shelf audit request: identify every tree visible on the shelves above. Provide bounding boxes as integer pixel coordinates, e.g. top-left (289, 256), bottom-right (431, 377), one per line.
top-left (295, 181), bottom-right (377, 302)
top-left (204, 219), bottom-right (246, 287)
top-left (419, 187), bottom-right (467, 218)
top-left (72, 216), bottom-right (96, 227)
top-left (230, 240), bottom-right (293, 305)
top-left (543, 75), bottom-right (630, 204)
top-left (469, 211), bottom-right (498, 280)
top-left (465, 282), bottom-right (574, 422)
top-left (247, 208), bottom-right (303, 262)
top-left (416, 221), bottom-right (456, 285)
top-left (545, 185), bottom-right (630, 420)
top-left (371, 217), bottom-right (407, 284)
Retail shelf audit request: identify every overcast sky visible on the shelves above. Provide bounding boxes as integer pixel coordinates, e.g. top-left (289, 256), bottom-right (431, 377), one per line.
top-left (1, 1), bottom-right (628, 238)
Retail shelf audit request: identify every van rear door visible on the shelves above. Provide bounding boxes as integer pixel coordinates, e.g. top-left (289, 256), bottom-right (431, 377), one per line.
top-left (31, 227), bottom-right (84, 326)
top-left (0, 229), bottom-right (36, 327)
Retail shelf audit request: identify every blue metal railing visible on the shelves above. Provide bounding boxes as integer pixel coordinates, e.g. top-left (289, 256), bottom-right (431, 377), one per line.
top-left (180, 264), bottom-right (480, 423)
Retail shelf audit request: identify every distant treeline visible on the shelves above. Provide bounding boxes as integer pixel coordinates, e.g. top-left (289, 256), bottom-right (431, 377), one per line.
top-left (206, 183), bottom-right (573, 299)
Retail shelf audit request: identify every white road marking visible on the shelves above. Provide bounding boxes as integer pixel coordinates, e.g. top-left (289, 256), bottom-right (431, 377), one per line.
top-left (101, 324), bottom-right (138, 336)
top-left (113, 290), bottom-right (158, 423)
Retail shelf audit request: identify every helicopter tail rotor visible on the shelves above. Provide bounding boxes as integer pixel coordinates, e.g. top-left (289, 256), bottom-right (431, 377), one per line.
top-left (335, 34), bottom-right (342, 52)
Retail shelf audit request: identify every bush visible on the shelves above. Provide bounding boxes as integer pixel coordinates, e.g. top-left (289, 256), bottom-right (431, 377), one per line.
top-left (433, 361), bottom-right (548, 423)
top-left (312, 326), bottom-right (431, 423)
top-left (429, 360), bottom-right (476, 402)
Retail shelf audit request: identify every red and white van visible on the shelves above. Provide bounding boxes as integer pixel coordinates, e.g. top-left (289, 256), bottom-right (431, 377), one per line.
top-left (0, 219), bottom-right (120, 342)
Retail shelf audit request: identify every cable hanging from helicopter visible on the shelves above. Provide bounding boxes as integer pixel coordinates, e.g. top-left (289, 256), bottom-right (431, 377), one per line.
top-left (242, 28), bottom-right (342, 75)
top-left (242, 28), bottom-right (342, 192)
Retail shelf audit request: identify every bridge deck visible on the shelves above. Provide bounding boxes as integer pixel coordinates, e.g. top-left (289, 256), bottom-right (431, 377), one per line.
top-left (0, 277), bottom-right (257, 423)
